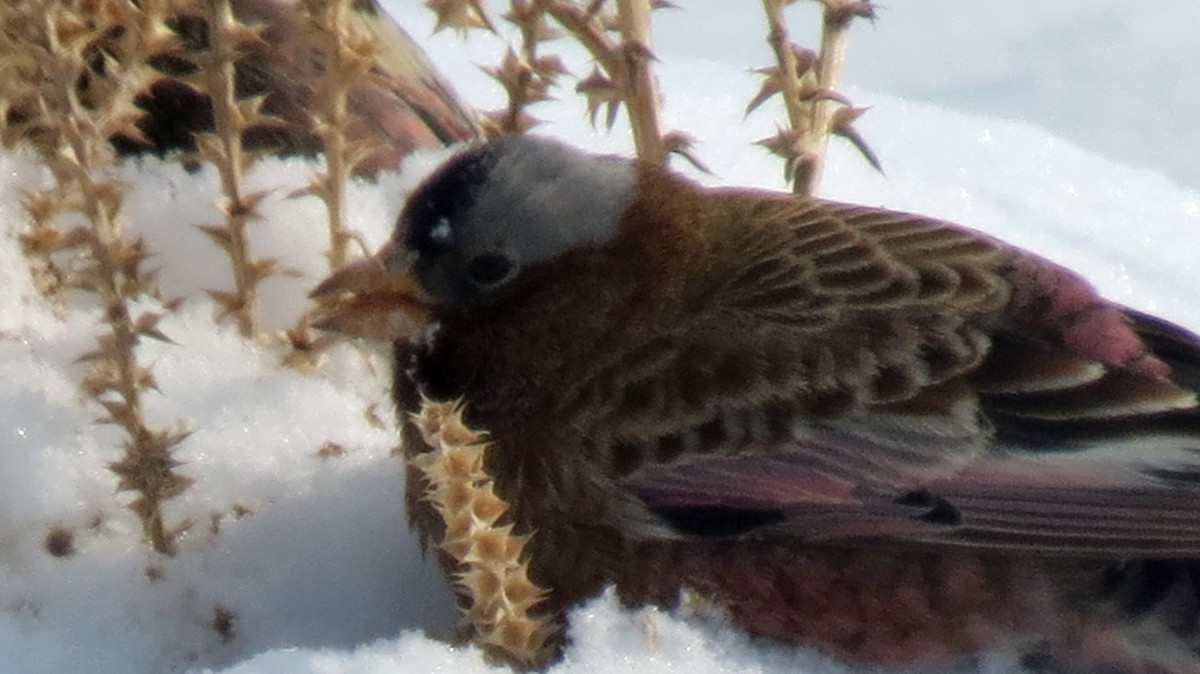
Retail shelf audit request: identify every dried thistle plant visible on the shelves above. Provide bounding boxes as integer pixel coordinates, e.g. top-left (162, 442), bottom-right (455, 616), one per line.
top-left (607, 0), bottom-right (665, 164)
top-left (0, 0), bottom-right (193, 556)
top-left (427, 0), bottom-right (495, 35)
top-left (537, 0), bottom-right (683, 165)
top-left (477, 2), bottom-right (565, 136)
top-left (411, 398), bottom-right (553, 669)
top-left (275, 0), bottom-right (386, 370)
top-left (297, 0), bottom-right (381, 271)
top-left (752, 0), bottom-right (879, 195)
top-left (1, 5), bottom-right (71, 300)
top-left (429, 0), bottom-right (700, 168)
top-left (189, 0), bottom-right (279, 338)
top-left (1, 0), bottom-right (163, 301)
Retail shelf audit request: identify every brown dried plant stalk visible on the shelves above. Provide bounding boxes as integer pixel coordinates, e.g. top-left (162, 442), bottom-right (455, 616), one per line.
top-left (1, 5), bottom-right (69, 300)
top-left (193, 0), bottom-right (277, 337)
top-left (542, 0), bottom-right (670, 164)
top-left (299, 0), bottom-right (380, 271)
top-left (278, 0), bottom-right (384, 371)
top-left (612, 0), bottom-right (664, 164)
top-left (411, 398), bottom-right (553, 669)
top-left (431, 0), bottom-right (688, 167)
top-left (477, 1), bottom-right (564, 136)
top-left (1, 0), bottom-right (193, 556)
top-left (755, 0), bottom-right (878, 196)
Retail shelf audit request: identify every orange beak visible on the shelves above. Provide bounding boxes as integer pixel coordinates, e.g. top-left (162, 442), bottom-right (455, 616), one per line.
top-left (308, 241), bottom-right (431, 341)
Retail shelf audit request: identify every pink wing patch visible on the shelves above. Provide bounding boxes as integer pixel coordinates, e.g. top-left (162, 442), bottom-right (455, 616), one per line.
top-left (1002, 253), bottom-right (1171, 380)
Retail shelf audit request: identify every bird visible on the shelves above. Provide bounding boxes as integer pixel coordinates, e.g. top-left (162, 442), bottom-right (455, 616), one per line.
top-left (107, 0), bottom-right (478, 174)
top-left (311, 134), bottom-right (1200, 673)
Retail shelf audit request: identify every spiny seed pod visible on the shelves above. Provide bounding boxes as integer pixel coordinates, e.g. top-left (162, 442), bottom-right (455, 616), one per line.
top-left (410, 398), bottom-right (553, 668)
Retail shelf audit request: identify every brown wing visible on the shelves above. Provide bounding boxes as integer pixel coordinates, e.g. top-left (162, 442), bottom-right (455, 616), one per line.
top-left (115, 0), bottom-right (477, 174)
top-left (582, 196), bottom-right (1200, 556)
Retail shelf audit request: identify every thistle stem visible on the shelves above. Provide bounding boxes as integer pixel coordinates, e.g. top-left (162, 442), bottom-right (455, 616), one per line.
top-left (615, 0), bottom-right (664, 164)
top-left (206, 0), bottom-right (258, 336)
top-left (799, 0), bottom-right (855, 195)
top-left (762, 0), bottom-right (811, 194)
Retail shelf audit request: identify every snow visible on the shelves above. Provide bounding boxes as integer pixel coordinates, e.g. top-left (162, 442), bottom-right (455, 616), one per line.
top-left (1, 3), bottom-right (1198, 673)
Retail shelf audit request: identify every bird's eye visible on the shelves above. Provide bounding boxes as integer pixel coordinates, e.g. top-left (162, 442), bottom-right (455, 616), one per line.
top-left (466, 252), bottom-right (516, 289)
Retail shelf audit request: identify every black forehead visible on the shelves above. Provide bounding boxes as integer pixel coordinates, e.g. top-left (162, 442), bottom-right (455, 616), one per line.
top-left (402, 144), bottom-right (503, 247)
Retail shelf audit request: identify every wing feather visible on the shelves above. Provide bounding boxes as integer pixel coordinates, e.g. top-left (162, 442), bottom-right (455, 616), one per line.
top-left (595, 196), bottom-right (1200, 557)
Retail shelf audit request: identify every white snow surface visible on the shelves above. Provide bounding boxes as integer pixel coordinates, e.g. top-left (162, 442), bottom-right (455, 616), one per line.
top-left (1, 3), bottom-right (1198, 673)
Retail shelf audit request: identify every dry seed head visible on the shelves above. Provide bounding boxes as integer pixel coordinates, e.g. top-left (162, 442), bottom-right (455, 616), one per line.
top-left (576, 66), bottom-right (622, 129)
top-left (830, 104), bottom-right (882, 172)
top-left (663, 130), bottom-right (710, 174)
top-left (440, 533), bottom-right (474, 561)
top-left (426, 0), bottom-right (495, 35)
top-left (443, 442), bottom-right (487, 479)
top-left (411, 397), bottom-right (553, 667)
top-left (470, 486), bottom-right (508, 525)
top-left (463, 523), bottom-right (516, 564)
top-left (442, 480), bottom-right (478, 515)
top-left (460, 565), bottom-right (506, 599)
top-left (504, 7), bottom-right (562, 43)
top-left (481, 617), bottom-right (547, 653)
top-left (279, 316), bottom-right (339, 371)
top-left (485, 49), bottom-right (535, 97)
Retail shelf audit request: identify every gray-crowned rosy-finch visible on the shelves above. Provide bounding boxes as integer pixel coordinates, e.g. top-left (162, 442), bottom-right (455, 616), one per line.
top-left (313, 135), bottom-right (1200, 673)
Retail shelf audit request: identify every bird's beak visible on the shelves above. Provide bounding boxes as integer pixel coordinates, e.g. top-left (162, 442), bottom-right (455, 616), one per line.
top-left (308, 241), bottom-right (431, 341)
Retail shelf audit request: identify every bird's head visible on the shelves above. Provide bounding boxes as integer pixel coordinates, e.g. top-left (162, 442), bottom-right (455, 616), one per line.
top-left (309, 135), bottom-right (639, 340)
